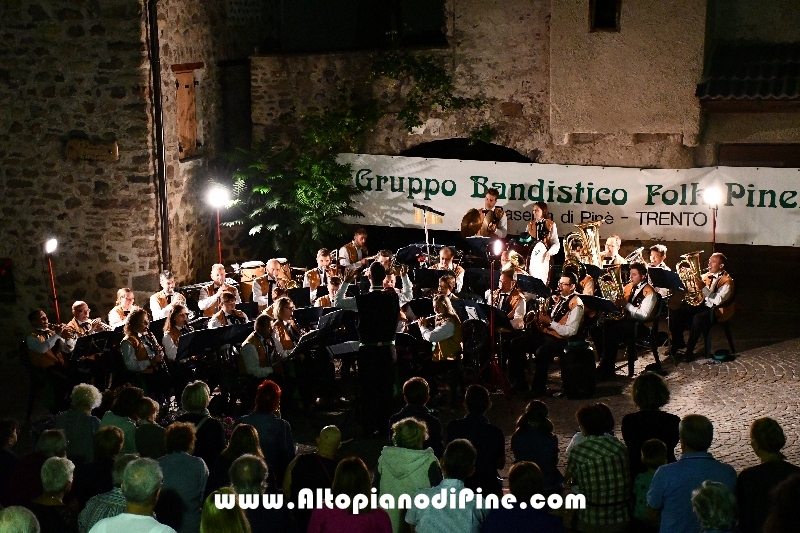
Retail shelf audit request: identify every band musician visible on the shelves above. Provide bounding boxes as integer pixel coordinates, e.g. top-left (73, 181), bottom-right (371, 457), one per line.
top-left (239, 315), bottom-right (278, 379)
top-left (120, 309), bottom-right (171, 401)
top-left (525, 202), bottom-right (560, 282)
top-left (648, 244), bottom-right (671, 298)
top-left (108, 288), bottom-right (136, 327)
top-left (150, 271), bottom-right (187, 320)
top-left (594, 263), bottom-right (658, 380)
top-left (418, 294), bottom-right (464, 406)
top-left (500, 251), bottom-right (528, 278)
top-left (272, 297), bottom-right (315, 407)
top-left (207, 292), bottom-right (248, 329)
top-left (303, 249), bottom-right (339, 298)
top-left (25, 309), bottom-right (74, 409)
top-left (509, 272), bottom-right (584, 397)
top-left (477, 188), bottom-right (507, 238)
top-left (162, 303), bottom-right (194, 361)
top-left (431, 247), bottom-right (464, 293)
top-left (669, 253), bottom-right (734, 361)
top-left (314, 276), bottom-right (341, 308)
top-left (490, 269), bottom-right (526, 331)
top-left (338, 227), bottom-right (371, 272)
top-left (253, 259), bottom-right (283, 312)
top-left (336, 263), bottom-right (399, 437)
top-left (437, 275), bottom-right (458, 300)
top-left (198, 264), bottom-right (241, 317)
top-left (601, 235), bottom-right (627, 266)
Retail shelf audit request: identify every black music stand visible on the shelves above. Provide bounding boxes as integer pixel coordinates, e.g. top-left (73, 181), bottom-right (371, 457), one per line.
top-left (580, 295), bottom-right (622, 315)
top-left (315, 286), bottom-right (329, 298)
top-left (403, 298), bottom-right (435, 321)
top-left (293, 307), bottom-right (324, 330)
top-left (287, 287), bottom-right (312, 309)
top-left (413, 269), bottom-right (456, 290)
top-left (72, 330), bottom-right (124, 359)
top-left (463, 268), bottom-right (501, 299)
top-left (647, 267), bottom-right (686, 357)
top-left (236, 302), bottom-right (259, 320)
top-left (584, 263), bottom-right (604, 280)
top-left (176, 328), bottom-right (226, 361)
top-left (149, 318), bottom-right (167, 344)
top-left (516, 274), bottom-right (550, 297)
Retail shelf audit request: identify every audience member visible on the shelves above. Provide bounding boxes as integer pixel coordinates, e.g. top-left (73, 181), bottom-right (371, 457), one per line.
top-left (375, 418), bottom-right (441, 533)
top-left (3, 429), bottom-right (67, 507)
top-left (737, 418), bottom-right (800, 533)
top-left (307, 457), bottom-right (392, 533)
top-left (236, 380), bottom-right (296, 490)
top-left (54, 384), bottom-right (103, 466)
top-left (156, 422), bottom-right (209, 533)
top-left (99, 385), bottom-right (143, 454)
top-left (25, 456), bottom-right (78, 533)
top-left (0, 418), bottom-right (20, 499)
top-left (482, 461), bottom-right (565, 533)
top-left (87, 457), bottom-right (177, 533)
top-left (565, 403), bottom-right (630, 533)
top-left (176, 381), bottom-right (227, 468)
top-left (0, 506), bottom-right (41, 533)
top-left (283, 425), bottom-right (341, 533)
top-left (632, 439), bottom-right (667, 533)
top-left (621, 373), bottom-right (680, 478)
top-left (691, 480), bottom-right (738, 533)
top-left (565, 403), bottom-right (615, 457)
top-left (388, 378), bottom-right (444, 458)
top-left (78, 453), bottom-right (139, 533)
top-left (230, 454), bottom-right (295, 533)
top-left (763, 473), bottom-right (800, 533)
top-left (445, 385), bottom-right (505, 496)
top-left (134, 398), bottom-right (166, 459)
top-left (647, 415), bottom-right (737, 533)
top-left (72, 426), bottom-right (124, 507)
top-left (511, 400), bottom-right (564, 495)
top-left (405, 439), bottom-right (485, 533)
top-left (205, 424), bottom-right (263, 497)
top-left (199, 487), bottom-right (251, 533)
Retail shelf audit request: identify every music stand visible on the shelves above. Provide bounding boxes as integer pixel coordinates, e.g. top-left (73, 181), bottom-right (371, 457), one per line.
top-left (149, 318), bottom-right (167, 344)
top-left (287, 287), bottom-right (312, 309)
top-left (236, 302), bottom-right (259, 320)
top-left (293, 307), bottom-right (324, 330)
top-left (72, 330), bottom-right (123, 360)
top-left (176, 328), bottom-right (228, 361)
top-left (463, 268), bottom-right (501, 298)
top-left (515, 274), bottom-right (550, 298)
top-left (403, 298), bottom-right (435, 321)
top-left (580, 295), bottom-right (622, 315)
top-left (413, 269), bottom-right (456, 290)
top-left (584, 263), bottom-right (604, 280)
top-left (647, 267), bottom-right (686, 357)
top-left (412, 203), bottom-right (445, 262)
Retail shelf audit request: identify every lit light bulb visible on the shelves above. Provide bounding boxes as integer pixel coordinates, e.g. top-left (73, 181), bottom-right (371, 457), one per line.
top-left (207, 186), bottom-right (230, 209)
top-left (703, 187), bottom-right (722, 207)
top-left (45, 238), bottom-right (58, 254)
top-left (492, 239), bottom-right (503, 257)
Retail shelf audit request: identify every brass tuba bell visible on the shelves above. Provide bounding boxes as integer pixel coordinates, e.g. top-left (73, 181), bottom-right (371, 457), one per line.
top-left (563, 220), bottom-right (604, 267)
top-left (676, 251), bottom-right (705, 306)
top-left (598, 264), bottom-right (626, 320)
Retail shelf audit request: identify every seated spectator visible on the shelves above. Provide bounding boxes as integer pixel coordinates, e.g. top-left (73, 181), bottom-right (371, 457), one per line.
top-left (200, 487), bottom-right (250, 533)
top-left (763, 473), bottom-right (800, 533)
top-left (308, 457), bottom-right (391, 533)
top-left (283, 425), bottom-right (340, 533)
top-left (100, 385), bottom-right (143, 454)
top-left (511, 400), bottom-right (564, 495)
top-left (175, 381), bottom-right (226, 468)
top-left (406, 439), bottom-right (485, 533)
top-left (230, 454), bottom-right (295, 533)
top-left (483, 461), bottom-right (565, 533)
top-left (54, 384), bottom-right (103, 466)
top-left (156, 422), bottom-right (209, 533)
top-left (78, 454), bottom-right (139, 533)
top-left (87, 457), bottom-right (177, 533)
top-left (621, 373), bottom-right (680, 479)
top-left (236, 380), bottom-right (296, 490)
top-left (375, 418), bottom-right (441, 533)
top-left (0, 506), bottom-right (41, 533)
top-left (565, 403), bottom-right (630, 533)
top-left (25, 456), bottom-right (78, 533)
top-left (134, 398), bottom-right (165, 460)
top-left (205, 423), bottom-right (263, 497)
top-left (3, 429), bottom-right (67, 507)
top-left (73, 426), bottom-right (124, 508)
top-left (445, 384), bottom-right (505, 496)
top-left (388, 378), bottom-right (444, 458)
top-left (647, 415), bottom-right (737, 533)
top-left (0, 418), bottom-right (20, 500)
top-left (692, 481), bottom-right (738, 533)
top-left (737, 417), bottom-right (800, 533)
top-left (632, 439), bottom-right (667, 533)
top-left (565, 403), bottom-right (615, 458)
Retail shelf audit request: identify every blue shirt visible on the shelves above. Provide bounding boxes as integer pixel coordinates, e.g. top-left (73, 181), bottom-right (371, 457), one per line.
top-left (647, 452), bottom-right (736, 533)
top-left (405, 478), bottom-right (487, 533)
top-left (158, 452), bottom-right (208, 533)
top-left (236, 412), bottom-right (296, 488)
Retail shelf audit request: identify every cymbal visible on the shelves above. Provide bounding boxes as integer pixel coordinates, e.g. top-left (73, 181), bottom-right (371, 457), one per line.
top-left (461, 209), bottom-right (483, 238)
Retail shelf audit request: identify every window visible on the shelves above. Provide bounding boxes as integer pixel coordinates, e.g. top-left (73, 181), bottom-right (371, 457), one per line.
top-left (172, 62), bottom-right (204, 160)
top-left (590, 0), bottom-right (621, 32)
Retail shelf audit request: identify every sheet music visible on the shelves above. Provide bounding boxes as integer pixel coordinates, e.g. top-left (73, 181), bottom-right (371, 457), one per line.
top-left (326, 341), bottom-right (360, 356)
top-left (465, 306), bottom-right (481, 321)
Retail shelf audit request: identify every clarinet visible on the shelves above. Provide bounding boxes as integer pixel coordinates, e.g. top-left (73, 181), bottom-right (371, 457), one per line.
top-left (142, 331), bottom-right (170, 376)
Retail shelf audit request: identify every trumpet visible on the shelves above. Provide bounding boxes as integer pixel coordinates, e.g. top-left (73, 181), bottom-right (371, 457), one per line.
top-left (389, 256), bottom-right (409, 277)
top-left (52, 324), bottom-right (79, 340)
top-left (89, 318), bottom-right (114, 333)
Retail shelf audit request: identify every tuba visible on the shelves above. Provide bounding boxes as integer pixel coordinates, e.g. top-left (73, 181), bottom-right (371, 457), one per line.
top-left (563, 220), bottom-right (603, 267)
top-left (277, 261), bottom-right (299, 290)
top-left (625, 247), bottom-right (646, 264)
top-left (676, 251), bottom-right (705, 306)
top-left (598, 264), bottom-right (626, 320)
top-left (524, 296), bottom-right (552, 330)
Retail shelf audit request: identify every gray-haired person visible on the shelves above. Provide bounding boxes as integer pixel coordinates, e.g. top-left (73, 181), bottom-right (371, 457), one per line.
top-left (78, 453), bottom-right (139, 533)
top-left (26, 456), bottom-right (77, 533)
top-left (692, 480), bottom-right (738, 533)
top-left (88, 457), bottom-right (176, 533)
top-left (230, 454), bottom-right (295, 533)
top-left (0, 506), bottom-right (41, 533)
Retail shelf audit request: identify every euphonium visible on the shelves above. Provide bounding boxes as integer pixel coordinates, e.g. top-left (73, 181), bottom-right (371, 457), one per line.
top-left (563, 220), bottom-right (604, 267)
top-left (277, 262), bottom-right (299, 289)
top-left (676, 251), bottom-right (705, 306)
top-left (598, 264), bottom-right (626, 320)
top-left (523, 296), bottom-right (552, 330)
top-left (625, 247), bottom-right (646, 264)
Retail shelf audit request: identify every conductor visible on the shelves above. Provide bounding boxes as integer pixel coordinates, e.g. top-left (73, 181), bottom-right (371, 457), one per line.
top-left (337, 262), bottom-right (400, 437)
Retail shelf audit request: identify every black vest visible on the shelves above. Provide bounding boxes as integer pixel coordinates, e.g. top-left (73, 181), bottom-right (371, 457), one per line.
top-left (355, 290), bottom-right (400, 344)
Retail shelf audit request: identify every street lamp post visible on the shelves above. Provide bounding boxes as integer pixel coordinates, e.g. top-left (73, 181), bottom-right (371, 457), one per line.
top-left (703, 187), bottom-right (722, 253)
top-left (207, 186), bottom-right (231, 264)
top-left (44, 238), bottom-right (60, 323)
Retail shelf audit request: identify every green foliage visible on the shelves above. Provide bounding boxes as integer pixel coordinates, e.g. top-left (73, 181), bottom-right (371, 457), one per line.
top-left (469, 124), bottom-right (497, 144)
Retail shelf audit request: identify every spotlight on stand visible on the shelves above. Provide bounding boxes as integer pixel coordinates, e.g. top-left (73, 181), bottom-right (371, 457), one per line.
top-left (703, 186), bottom-right (722, 252)
top-left (44, 238), bottom-right (60, 323)
top-left (492, 239), bottom-right (504, 257)
top-left (207, 186), bottom-right (231, 264)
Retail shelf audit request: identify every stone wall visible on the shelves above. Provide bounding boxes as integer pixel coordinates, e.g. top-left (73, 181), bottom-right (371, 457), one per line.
top-left (0, 0), bottom-right (159, 347)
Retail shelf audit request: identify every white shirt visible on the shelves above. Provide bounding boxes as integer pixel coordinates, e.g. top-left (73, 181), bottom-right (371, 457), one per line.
top-left (491, 292), bottom-right (525, 330)
top-left (149, 292), bottom-right (182, 320)
top-left (419, 319), bottom-right (455, 343)
top-left (703, 272), bottom-right (733, 308)
top-left (483, 209), bottom-right (507, 238)
top-left (198, 284), bottom-right (241, 311)
top-left (121, 334), bottom-right (155, 372)
top-left (240, 334), bottom-right (274, 378)
top-left (624, 283), bottom-right (657, 322)
top-left (108, 309), bottom-right (127, 327)
top-left (272, 321), bottom-right (299, 359)
top-left (207, 313), bottom-right (246, 329)
top-left (437, 264), bottom-right (464, 293)
top-left (338, 243), bottom-right (365, 271)
top-left (161, 329), bottom-right (191, 361)
top-left (252, 276), bottom-right (276, 308)
top-left (548, 294), bottom-right (584, 337)
top-left (88, 512), bottom-right (177, 533)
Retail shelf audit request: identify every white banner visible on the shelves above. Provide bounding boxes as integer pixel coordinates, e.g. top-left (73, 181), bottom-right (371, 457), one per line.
top-left (338, 154), bottom-right (800, 247)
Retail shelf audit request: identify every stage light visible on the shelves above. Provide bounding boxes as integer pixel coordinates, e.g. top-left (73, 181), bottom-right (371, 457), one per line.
top-left (703, 186), bottom-right (722, 207)
top-left (207, 186), bottom-right (230, 209)
top-left (492, 239), bottom-right (503, 257)
top-left (44, 238), bottom-right (60, 322)
top-left (45, 238), bottom-right (58, 255)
